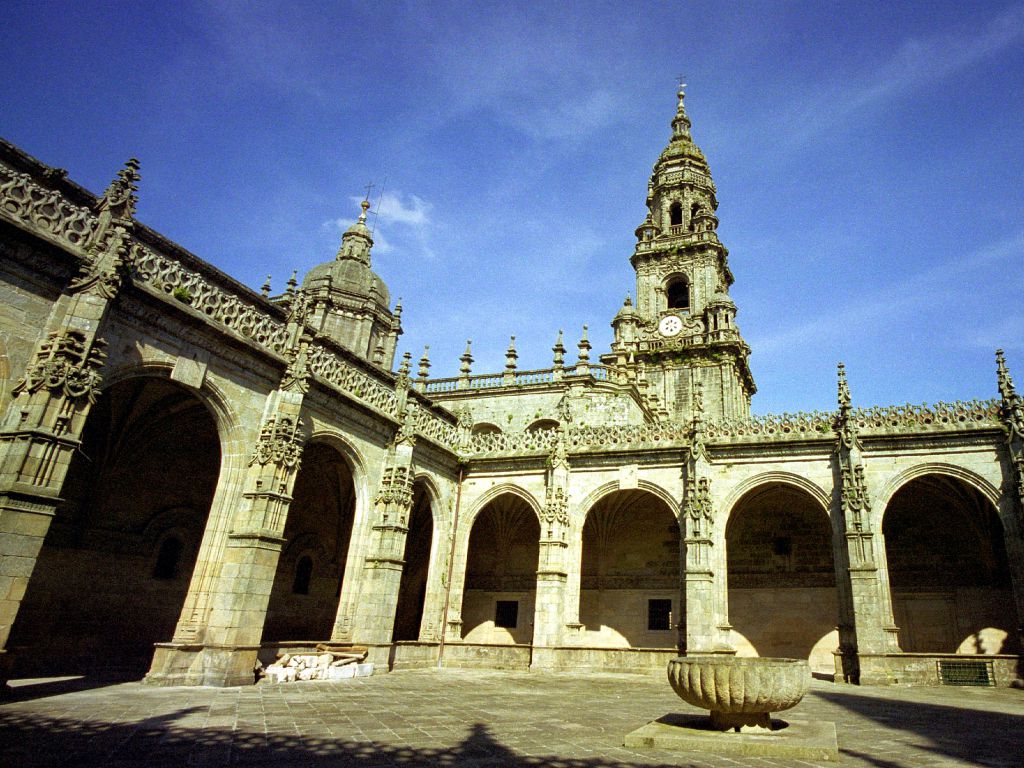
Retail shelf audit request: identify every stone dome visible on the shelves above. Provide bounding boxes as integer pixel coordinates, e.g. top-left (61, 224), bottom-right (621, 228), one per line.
top-left (303, 257), bottom-right (390, 307)
top-left (302, 199), bottom-right (390, 307)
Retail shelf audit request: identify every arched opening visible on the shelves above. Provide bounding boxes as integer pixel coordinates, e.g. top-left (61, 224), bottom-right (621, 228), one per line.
top-left (461, 494), bottom-right (539, 644)
top-left (262, 441), bottom-right (356, 642)
top-left (580, 489), bottom-right (679, 647)
top-left (152, 536), bottom-right (185, 580)
top-left (883, 474), bottom-right (1020, 654)
top-left (666, 277), bottom-right (690, 311)
top-left (688, 203), bottom-right (700, 232)
top-left (292, 556), bottom-right (313, 595)
top-left (669, 201), bottom-right (682, 227)
top-left (726, 483), bottom-right (838, 675)
top-left (393, 481), bottom-right (435, 641)
top-left (525, 419), bottom-right (559, 432)
top-left (471, 423), bottom-right (502, 436)
top-left (8, 377), bottom-right (221, 679)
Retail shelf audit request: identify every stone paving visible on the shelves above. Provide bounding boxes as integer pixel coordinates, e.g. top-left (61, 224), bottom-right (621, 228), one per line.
top-left (0, 668), bottom-right (1022, 767)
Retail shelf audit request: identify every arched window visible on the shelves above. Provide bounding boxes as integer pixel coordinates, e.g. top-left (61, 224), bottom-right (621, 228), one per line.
top-left (152, 536), bottom-right (184, 580)
top-left (667, 278), bottom-right (690, 310)
top-left (292, 555), bottom-right (313, 595)
top-left (669, 202), bottom-right (682, 227)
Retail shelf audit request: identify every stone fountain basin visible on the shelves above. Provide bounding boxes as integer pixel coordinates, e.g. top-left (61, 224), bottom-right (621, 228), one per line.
top-left (667, 656), bottom-right (810, 731)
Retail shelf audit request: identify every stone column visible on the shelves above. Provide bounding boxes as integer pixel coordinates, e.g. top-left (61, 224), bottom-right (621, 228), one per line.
top-left (995, 351), bottom-right (1024, 681)
top-left (350, 402), bottom-right (418, 665)
top-left (679, 385), bottom-right (729, 654)
top-left (147, 296), bottom-right (311, 686)
top-left (831, 364), bottom-right (900, 684)
top-left (531, 426), bottom-right (571, 668)
top-left (0, 160), bottom-right (139, 683)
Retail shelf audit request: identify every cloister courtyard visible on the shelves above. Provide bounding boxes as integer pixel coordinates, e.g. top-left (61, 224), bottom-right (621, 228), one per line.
top-left (1, 668), bottom-right (1021, 767)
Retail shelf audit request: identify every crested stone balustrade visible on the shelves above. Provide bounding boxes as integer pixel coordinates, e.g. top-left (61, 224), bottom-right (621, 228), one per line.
top-left (1, 150), bottom-right (1004, 463)
top-left (0, 151), bottom-right (460, 452)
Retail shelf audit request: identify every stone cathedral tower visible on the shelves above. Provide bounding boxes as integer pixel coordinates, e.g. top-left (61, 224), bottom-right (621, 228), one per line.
top-left (605, 86), bottom-right (755, 420)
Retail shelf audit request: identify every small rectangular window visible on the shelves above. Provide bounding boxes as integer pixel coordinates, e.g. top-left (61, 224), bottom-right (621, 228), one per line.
top-left (495, 600), bottom-right (519, 629)
top-left (648, 599), bottom-right (672, 631)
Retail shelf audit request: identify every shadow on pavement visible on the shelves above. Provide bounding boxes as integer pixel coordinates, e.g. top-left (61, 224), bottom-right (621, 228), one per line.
top-left (813, 688), bottom-right (1024, 768)
top-left (2, 675), bottom-right (125, 704)
top-left (0, 711), bottom-right (702, 768)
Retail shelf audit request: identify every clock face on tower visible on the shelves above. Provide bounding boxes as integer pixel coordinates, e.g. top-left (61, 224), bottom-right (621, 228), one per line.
top-left (659, 314), bottom-right (683, 337)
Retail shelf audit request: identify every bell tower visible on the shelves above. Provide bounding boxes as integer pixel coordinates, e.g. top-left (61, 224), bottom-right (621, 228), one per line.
top-left (606, 85), bottom-right (755, 420)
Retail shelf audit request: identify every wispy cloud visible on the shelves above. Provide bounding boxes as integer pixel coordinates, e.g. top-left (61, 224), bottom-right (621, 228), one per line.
top-left (373, 192), bottom-right (432, 227)
top-left (754, 230), bottom-right (1024, 353)
top-left (329, 191), bottom-right (435, 261)
top-left (781, 4), bottom-right (1024, 145)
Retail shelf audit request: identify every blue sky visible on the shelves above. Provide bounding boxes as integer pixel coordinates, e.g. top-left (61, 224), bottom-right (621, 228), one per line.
top-left (2, 1), bottom-right (1022, 413)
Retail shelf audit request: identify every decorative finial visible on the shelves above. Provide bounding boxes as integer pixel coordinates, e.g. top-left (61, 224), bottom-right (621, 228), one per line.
top-left (460, 340), bottom-right (474, 375)
top-left (505, 336), bottom-right (518, 371)
top-left (394, 298), bottom-right (403, 317)
top-left (418, 345), bottom-right (431, 379)
top-left (577, 325), bottom-right (591, 362)
top-left (552, 330), bottom-right (566, 368)
top-left (997, 349), bottom-right (1017, 402)
top-left (837, 362), bottom-right (851, 411)
top-left (261, 275), bottom-right (271, 297)
top-left (358, 198), bottom-right (370, 224)
top-left (398, 351), bottom-right (412, 376)
top-left (624, 294), bottom-right (632, 307)
top-left (671, 75), bottom-right (692, 140)
top-left (285, 269), bottom-right (298, 296)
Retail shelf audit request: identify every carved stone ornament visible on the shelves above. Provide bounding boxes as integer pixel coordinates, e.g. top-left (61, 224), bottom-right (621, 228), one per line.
top-left (542, 485), bottom-right (569, 529)
top-left (395, 406), bottom-right (418, 447)
top-left (375, 465), bottom-right (413, 508)
top-left (69, 226), bottom-right (131, 299)
top-left (549, 427), bottom-right (570, 471)
top-left (88, 158), bottom-right (140, 250)
top-left (249, 415), bottom-right (304, 469)
top-left (684, 475), bottom-right (713, 538)
top-left (840, 464), bottom-right (871, 533)
top-left (12, 329), bottom-right (107, 404)
top-left (280, 342), bottom-right (311, 394)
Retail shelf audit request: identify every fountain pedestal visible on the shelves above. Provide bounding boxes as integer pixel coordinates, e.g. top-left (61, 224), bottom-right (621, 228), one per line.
top-left (623, 656), bottom-right (839, 761)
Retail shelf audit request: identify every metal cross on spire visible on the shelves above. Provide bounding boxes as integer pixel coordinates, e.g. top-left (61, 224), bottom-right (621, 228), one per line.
top-left (676, 74), bottom-right (687, 94)
top-left (362, 181), bottom-right (375, 203)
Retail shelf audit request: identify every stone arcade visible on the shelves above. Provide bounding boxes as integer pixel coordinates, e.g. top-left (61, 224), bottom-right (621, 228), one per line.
top-left (0, 88), bottom-right (1021, 689)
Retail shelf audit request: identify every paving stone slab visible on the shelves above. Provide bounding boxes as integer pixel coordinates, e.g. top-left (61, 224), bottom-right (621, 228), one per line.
top-left (624, 713), bottom-right (839, 761)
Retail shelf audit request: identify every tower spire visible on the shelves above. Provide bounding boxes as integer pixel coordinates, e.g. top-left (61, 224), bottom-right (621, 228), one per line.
top-left (671, 79), bottom-right (693, 142)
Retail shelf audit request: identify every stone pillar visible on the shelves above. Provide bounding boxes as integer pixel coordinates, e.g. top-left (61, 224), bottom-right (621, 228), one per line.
top-left (531, 426), bottom-right (570, 668)
top-left (147, 296), bottom-right (311, 686)
top-left (350, 403), bottom-right (418, 665)
top-left (679, 385), bottom-right (729, 654)
top-left (831, 364), bottom-right (900, 684)
top-left (995, 351), bottom-right (1024, 681)
top-left (0, 160), bottom-right (139, 683)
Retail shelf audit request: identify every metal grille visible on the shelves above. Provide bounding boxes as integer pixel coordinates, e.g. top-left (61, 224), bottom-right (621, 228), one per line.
top-left (937, 659), bottom-right (995, 686)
